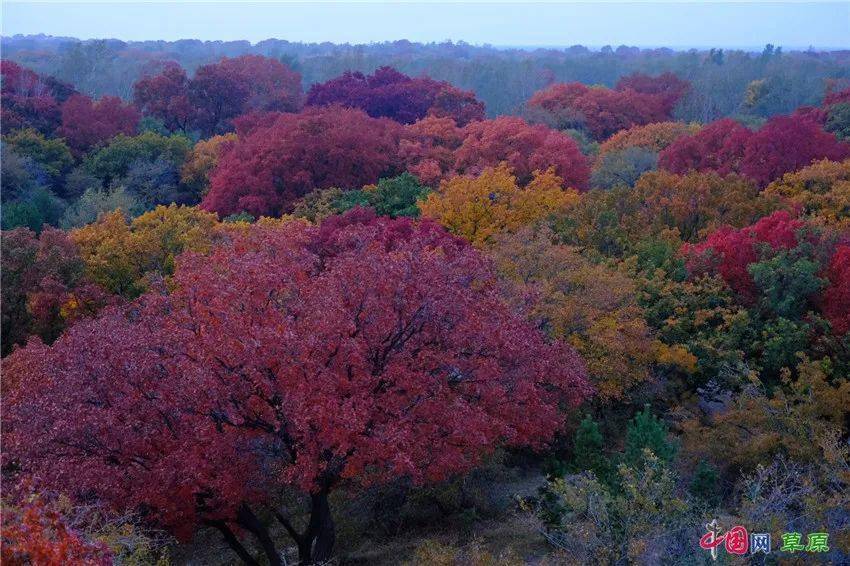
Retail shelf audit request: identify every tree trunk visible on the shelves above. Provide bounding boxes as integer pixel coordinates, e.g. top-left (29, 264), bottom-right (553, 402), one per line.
top-left (237, 504), bottom-right (284, 566)
top-left (206, 519), bottom-right (261, 566)
top-left (308, 490), bottom-right (335, 564)
top-left (289, 488), bottom-right (336, 565)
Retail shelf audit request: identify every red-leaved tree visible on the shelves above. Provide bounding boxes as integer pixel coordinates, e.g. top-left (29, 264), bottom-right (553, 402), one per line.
top-left (454, 116), bottom-right (590, 190)
top-left (132, 61), bottom-right (195, 132)
top-left (1, 61), bottom-right (76, 135)
top-left (306, 66), bottom-right (485, 126)
top-left (188, 55), bottom-right (302, 136)
top-left (526, 74), bottom-right (688, 140)
top-left (202, 107), bottom-right (402, 217)
top-left (660, 115), bottom-right (850, 186)
top-left (1, 493), bottom-right (112, 566)
top-left (739, 115), bottom-right (850, 187)
top-left (399, 115), bottom-right (465, 185)
top-left (658, 118), bottom-right (753, 176)
top-left (614, 72), bottom-right (690, 116)
top-left (821, 244), bottom-right (850, 335)
top-left (58, 94), bottom-right (141, 155)
top-left (681, 210), bottom-right (808, 300)
top-left (3, 211), bottom-right (590, 565)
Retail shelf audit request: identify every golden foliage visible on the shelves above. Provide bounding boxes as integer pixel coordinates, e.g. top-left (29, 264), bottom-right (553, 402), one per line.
top-left (420, 165), bottom-right (579, 247)
top-left (763, 158), bottom-right (850, 230)
top-left (490, 227), bottom-right (673, 402)
top-left (70, 205), bottom-right (220, 297)
top-left (597, 121), bottom-right (699, 156)
top-left (179, 133), bottom-right (237, 195)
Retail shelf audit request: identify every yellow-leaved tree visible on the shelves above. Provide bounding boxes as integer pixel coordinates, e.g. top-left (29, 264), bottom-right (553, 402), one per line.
top-left (71, 204), bottom-right (221, 297)
top-left (420, 164), bottom-right (579, 247)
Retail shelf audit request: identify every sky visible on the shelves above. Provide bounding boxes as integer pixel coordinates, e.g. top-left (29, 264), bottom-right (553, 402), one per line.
top-left (2, 1), bottom-right (849, 49)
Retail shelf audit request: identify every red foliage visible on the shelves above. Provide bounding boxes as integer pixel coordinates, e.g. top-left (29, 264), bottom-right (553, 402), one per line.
top-left (615, 71), bottom-right (690, 115)
top-left (821, 244), bottom-right (850, 335)
top-left (739, 115), bottom-right (850, 187)
top-left (1, 61), bottom-right (75, 135)
top-left (824, 86), bottom-right (850, 107)
top-left (1, 494), bottom-right (111, 566)
top-left (306, 66), bottom-right (484, 126)
top-left (399, 116), bottom-right (465, 185)
top-left (658, 119), bottom-right (753, 176)
top-left (202, 106), bottom-right (402, 217)
top-left (527, 75), bottom-right (687, 140)
top-left (682, 210), bottom-right (807, 299)
top-left (1, 227), bottom-right (115, 356)
top-left (454, 116), bottom-right (590, 190)
top-left (3, 213), bottom-right (590, 539)
top-left (58, 94), bottom-right (141, 154)
top-left (132, 61), bottom-right (194, 132)
top-left (188, 55), bottom-right (302, 136)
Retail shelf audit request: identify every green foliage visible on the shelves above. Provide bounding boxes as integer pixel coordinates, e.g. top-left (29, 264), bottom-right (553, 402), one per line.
top-left (754, 317), bottom-right (812, 377)
top-left (332, 189), bottom-right (372, 214)
top-left (623, 407), bottom-right (677, 468)
top-left (532, 452), bottom-right (696, 564)
top-left (749, 245), bottom-right (827, 319)
top-left (1, 187), bottom-right (66, 232)
top-left (138, 116), bottom-right (169, 136)
top-left (590, 147), bottom-right (658, 190)
top-left (82, 132), bottom-right (192, 185)
top-left (569, 416), bottom-right (613, 484)
top-left (0, 145), bottom-right (42, 203)
top-left (826, 102), bottom-right (850, 141)
top-left (223, 211), bottom-right (256, 223)
top-left (60, 186), bottom-right (142, 229)
top-left (688, 461), bottom-right (720, 507)
top-left (365, 173), bottom-right (430, 218)
top-left (2, 129), bottom-right (73, 186)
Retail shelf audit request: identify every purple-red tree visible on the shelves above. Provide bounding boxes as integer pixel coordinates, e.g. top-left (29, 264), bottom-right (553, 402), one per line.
top-left (188, 55), bottom-right (302, 136)
top-left (681, 210), bottom-right (809, 300)
top-left (3, 211), bottom-right (590, 565)
top-left (132, 61), bottom-right (194, 132)
top-left (306, 66), bottom-right (484, 126)
top-left (454, 116), bottom-right (590, 190)
top-left (1, 61), bottom-right (76, 135)
top-left (615, 72), bottom-right (690, 116)
top-left (57, 94), bottom-right (141, 155)
top-left (739, 115), bottom-right (850, 187)
top-left (658, 118), bottom-right (753, 176)
top-left (821, 244), bottom-right (850, 335)
top-left (527, 75), bottom-right (688, 140)
top-left (202, 107), bottom-right (402, 217)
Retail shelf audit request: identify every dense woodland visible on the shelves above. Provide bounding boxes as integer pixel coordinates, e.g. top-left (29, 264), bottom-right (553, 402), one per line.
top-left (2, 36), bottom-right (850, 565)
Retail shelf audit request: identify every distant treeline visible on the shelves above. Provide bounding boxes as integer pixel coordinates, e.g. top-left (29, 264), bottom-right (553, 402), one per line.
top-left (4, 35), bottom-right (850, 120)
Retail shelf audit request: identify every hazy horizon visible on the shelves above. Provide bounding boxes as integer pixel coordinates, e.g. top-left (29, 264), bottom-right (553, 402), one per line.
top-left (3, 1), bottom-right (849, 49)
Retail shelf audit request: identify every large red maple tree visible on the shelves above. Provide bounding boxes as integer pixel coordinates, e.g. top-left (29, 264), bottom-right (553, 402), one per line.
top-left (4, 211), bottom-right (590, 565)
top-left (454, 116), bottom-right (590, 190)
top-left (202, 107), bottom-right (402, 217)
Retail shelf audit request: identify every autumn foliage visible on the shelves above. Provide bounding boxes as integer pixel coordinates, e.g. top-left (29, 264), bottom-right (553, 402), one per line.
top-left (598, 121), bottom-right (699, 156)
top-left (202, 107), bottom-right (401, 217)
top-left (1, 60), bottom-right (75, 135)
top-left (660, 115), bottom-right (850, 185)
top-left (453, 116), bottom-right (590, 190)
top-left (4, 212), bottom-right (589, 563)
top-left (133, 56), bottom-right (302, 136)
top-left (306, 66), bottom-right (485, 126)
top-left (1, 495), bottom-right (111, 565)
top-left (527, 73), bottom-right (689, 140)
top-left (58, 94), bottom-right (141, 154)
top-left (421, 164), bottom-right (579, 246)
top-left (4, 52), bottom-right (850, 565)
